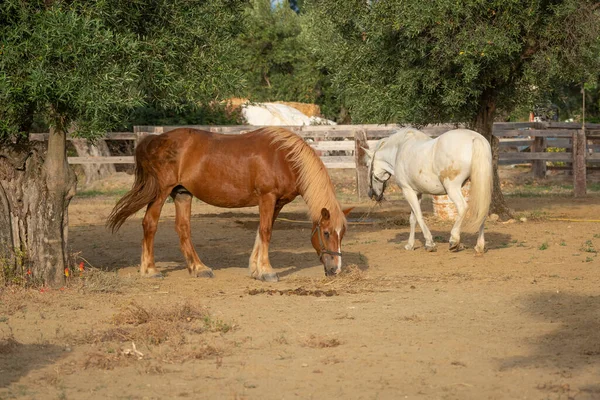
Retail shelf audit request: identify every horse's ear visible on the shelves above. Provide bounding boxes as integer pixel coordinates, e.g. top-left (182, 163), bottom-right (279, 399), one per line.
top-left (362, 147), bottom-right (374, 159)
top-left (320, 207), bottom-right (331, 221)
top-left (342, 207), bottom-right (354, 216)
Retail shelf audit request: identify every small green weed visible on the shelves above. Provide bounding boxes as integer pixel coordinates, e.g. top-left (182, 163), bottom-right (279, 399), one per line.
top-left (538, 242), bottom-right (549, 251)
top-left (580, 240), bottom-right (597, 254)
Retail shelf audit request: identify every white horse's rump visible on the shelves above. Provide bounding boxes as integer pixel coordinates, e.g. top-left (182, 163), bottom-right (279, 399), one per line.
top-left (364, 128), bottom-right (493, 253)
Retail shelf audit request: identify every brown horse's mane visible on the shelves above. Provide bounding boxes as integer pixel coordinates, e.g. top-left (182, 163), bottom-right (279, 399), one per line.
top-left (262, 127), bottom-right (347, 230)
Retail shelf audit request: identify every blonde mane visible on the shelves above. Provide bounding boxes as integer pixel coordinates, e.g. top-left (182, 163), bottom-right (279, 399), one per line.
top-left (262, 127), bottom-right (346, 230)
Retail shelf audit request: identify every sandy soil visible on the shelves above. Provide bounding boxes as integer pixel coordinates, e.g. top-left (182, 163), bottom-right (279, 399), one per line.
top-left (1, 169), bottom-right (600, 400)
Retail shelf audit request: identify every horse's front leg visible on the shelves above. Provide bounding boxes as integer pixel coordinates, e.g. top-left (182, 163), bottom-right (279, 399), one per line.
top-left (249, 194), bottom-right (279, 282)
top-left (403, 189), bottom-right (436, 251)
top-left (405, 194), bottom-right (422, 250)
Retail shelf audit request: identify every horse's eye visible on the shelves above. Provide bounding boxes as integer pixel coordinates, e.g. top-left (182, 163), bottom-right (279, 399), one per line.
top-left (324, 231), bottom-right (330, 239)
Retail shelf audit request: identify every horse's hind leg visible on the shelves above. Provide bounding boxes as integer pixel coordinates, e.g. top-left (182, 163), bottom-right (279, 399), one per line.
top-left (141, 190), bottom-right (171, 278)
top-left (445, 183), bottom-right (468, 252)
top-left (172, 189), bottom-right (214, 278)
top-left (474, 223), bottom-right (485, 254)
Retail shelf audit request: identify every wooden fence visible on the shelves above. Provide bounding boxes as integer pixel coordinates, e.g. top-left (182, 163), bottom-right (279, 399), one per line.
top-left (30, 122), bottom-right (600, 198)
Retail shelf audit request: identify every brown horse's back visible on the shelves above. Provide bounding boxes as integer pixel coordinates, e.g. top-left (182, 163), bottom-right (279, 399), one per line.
top-left (138, 128), bottom-right (299, 208)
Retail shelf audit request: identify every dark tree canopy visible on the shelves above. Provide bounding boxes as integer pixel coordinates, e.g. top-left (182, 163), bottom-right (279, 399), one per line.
top-left (302, 0), bottom-right (600, 215)
top-left (238, 0), bottom-right (343, 120)
top-left (302, 0), bottom-right (600, 125)
top-left (0, 0), bottom-right (248, 141)
top-left (0, 0), bottom-right (248, 286)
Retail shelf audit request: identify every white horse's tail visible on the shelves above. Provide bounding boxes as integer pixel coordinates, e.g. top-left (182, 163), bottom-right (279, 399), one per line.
top-left (462, 136), bottom-right (493, 232)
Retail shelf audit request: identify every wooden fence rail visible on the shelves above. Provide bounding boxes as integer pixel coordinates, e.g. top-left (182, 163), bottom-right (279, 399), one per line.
top-left (30, 122), bottom-right (600, 198)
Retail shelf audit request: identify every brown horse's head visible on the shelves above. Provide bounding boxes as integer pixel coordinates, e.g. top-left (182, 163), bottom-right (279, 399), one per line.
top-left (311, 207), bottom-right (352, 276)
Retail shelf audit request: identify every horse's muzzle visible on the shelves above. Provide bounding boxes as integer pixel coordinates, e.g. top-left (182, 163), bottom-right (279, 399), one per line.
top-left (368, 188), bottom-right (383, 202)
top-left (322, 254), bottom-right (341, 277)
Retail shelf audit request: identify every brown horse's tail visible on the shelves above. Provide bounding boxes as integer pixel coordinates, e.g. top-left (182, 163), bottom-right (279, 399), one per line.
top-left (107, 137), bottom-right (160, 233)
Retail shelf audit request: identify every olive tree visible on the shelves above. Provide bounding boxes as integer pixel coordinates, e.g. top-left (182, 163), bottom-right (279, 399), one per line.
top-left (0, 0), bottom-right (246, 286)
top-left (302, 0), bottom-right (600, 216)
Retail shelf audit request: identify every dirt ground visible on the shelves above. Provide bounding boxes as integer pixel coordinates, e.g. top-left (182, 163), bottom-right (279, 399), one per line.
top-left (1, 168), bottom-right (600, 400)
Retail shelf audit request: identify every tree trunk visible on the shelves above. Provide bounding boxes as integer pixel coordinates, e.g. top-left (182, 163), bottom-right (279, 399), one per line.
top-left (71, 138), bottom-right (116, 186)
top-left (472, 95), bottom-right (512, 220)
top-left (354, 129), bottom-right (369, 202)
top-left (0, 128), bottom-right (76, 287)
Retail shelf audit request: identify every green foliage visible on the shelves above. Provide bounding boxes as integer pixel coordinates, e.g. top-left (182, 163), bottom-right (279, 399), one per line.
top-left (0, 0), bottom-right (247, 141)
top-left (548, 79), bottom-right (600, 122)
top-left (120, 103), bottom-right (244, 130)
top-left (0, 247), bottom-right (39, 287)
top-left (238, 0), bottom-right (342, 120)
top-left (302, 0), bottom-right (600, 125)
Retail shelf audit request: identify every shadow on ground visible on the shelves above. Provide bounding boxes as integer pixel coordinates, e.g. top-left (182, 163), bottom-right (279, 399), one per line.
top-left (0, 341), bottom-right (65, 389)
top-left (386, 229), bottom-right (513, 251)
top-left (499, 291), bottom-right (600, 397)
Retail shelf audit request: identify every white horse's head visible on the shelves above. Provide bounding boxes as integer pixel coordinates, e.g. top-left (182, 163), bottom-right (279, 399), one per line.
top-left (363, 139), bottom-right (392, 202)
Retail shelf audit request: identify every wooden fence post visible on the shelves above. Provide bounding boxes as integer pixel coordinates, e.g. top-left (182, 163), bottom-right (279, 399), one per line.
top-left (354, 129), bottom-right (369, 201)
top-left (573, 129), bottom-right (587, 197)
top-left (531, 136), bottom-right (547, 178)
top-left (133, 126), bottom-right (154, 149)
top-left (133, 126), bottom-right (143, 150)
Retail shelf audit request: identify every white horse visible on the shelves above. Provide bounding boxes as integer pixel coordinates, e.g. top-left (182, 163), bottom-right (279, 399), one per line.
top-left (364, 128), bottom-right (493, 253)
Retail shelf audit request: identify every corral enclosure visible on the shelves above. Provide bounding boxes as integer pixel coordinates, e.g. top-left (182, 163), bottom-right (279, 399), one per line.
top-left (2, 143), bottom-right (600, 399)
top-left (30, 121), bottom-right (600, 198)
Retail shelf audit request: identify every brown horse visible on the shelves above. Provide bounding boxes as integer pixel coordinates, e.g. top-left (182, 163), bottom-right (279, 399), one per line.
top-left (107, 127), bottom-right (351, 281)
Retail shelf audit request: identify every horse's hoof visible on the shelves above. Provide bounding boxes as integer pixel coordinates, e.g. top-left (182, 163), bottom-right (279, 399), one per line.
top-left (195, 269), bottom-right (214, 278)
top-left (258, 273), bottom-right (279, 282)
top-left (404, 244), bottom-right (415, 251)
top-left (449, 242), bottom-right (465, 252)
top-left (425, 244), bottom-right (437, 252)
top-left (474, 246), bottom-right (486, 255)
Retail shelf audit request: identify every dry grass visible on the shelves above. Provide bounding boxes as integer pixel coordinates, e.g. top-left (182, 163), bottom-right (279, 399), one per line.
top-left (287, 264), bottom-right (374, 294)
top-left (246, 263), bottom-right (373, 297)
top-left (112, 302), bottom-right (209, 326)
top-left (165, 343), bottom-right (224, 363)
top-left (60, 301), bottom-right (233, 371)
top-left (321, 355), bottom-right (343, 365)
top-left (83, 352), bottom-right (131, 370)
top-left (72, 267), bottom-right (133, 294)
top-left (0, 287), bottom-right (51, 316)
top-left (247, 287), bottom-right (338, 297)
top-left (301, 334), bottom-right (342, 349)
top-left (70, 301), bottom-right (234, 348)
top-left (399, 314), bottom-right (422, 322)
